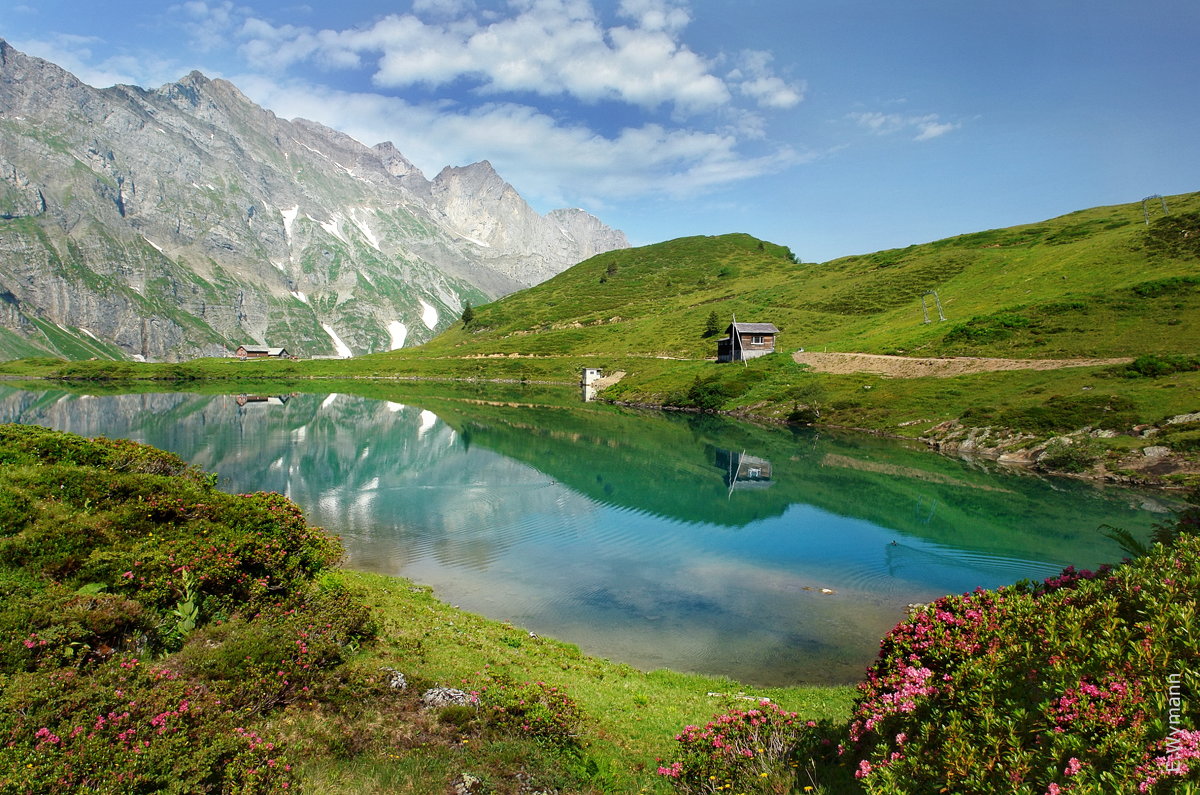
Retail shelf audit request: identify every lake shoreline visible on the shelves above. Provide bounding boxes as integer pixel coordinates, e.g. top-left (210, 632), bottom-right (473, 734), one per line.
top-left (609, 398), bottom-right (1200, 491)
top-left (7, 362), bottom-right (1197, 489)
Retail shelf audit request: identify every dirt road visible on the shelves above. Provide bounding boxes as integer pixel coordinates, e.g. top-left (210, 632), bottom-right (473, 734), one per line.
top-left (792, 351), bottom-right (1133, 378)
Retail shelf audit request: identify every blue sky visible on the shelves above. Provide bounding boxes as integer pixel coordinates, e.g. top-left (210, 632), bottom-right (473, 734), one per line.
top-left (6, 0), bottom-right (1198, 262)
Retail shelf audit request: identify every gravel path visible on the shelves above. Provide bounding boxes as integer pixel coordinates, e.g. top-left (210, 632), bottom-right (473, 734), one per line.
top-left (792, 351), bottom-right (1133, 378)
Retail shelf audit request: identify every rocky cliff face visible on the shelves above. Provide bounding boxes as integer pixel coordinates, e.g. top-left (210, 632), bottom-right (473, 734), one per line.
top-left (0, 41), bottom-right (627, 361)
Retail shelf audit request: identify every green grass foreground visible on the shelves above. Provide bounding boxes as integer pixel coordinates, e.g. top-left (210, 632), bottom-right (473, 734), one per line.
top-left (309, 570), bottom-right (856, 794)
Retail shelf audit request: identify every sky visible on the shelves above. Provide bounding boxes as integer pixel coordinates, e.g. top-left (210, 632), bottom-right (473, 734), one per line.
top-left (5, 0), bottom-right (1199, 262)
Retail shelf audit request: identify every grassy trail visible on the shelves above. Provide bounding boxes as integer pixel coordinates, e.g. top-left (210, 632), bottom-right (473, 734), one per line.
top-left (791, 350), bottom-right (1134, 377)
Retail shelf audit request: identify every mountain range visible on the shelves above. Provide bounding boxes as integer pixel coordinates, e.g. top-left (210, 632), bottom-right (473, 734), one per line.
top-left (0, 40), bottom-right (627, 361)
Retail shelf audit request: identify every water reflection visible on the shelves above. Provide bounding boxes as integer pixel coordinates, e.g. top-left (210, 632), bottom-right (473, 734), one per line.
top-left (718, 450), bottom-right (774, 491)
top-left (0, 386), bottom-right (1170, 685)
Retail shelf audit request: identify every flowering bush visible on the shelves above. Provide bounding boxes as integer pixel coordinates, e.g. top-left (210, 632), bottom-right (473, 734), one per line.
top-left (0, 425), bottom-right (365, 793)
top-left (177, 582), bottom-right (375, 713)
top-left (842, 532), bottom-right (1200, 793)
top-left (0, 427), bottom-right (343, 656)
top-left (465, 671), bottom-right (584, 751)
top-left (0, 424), bottom-right (200, 479)
top-left (657, 700), bottom-right (815, 793)
top-left (0, 655), bottom-right (296, 793)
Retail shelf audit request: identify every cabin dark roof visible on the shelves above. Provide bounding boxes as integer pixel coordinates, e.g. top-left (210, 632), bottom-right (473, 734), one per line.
top-left (238, 345), bottom-right (288, 355)
top-left (728, 322), bottom-right (779, 335)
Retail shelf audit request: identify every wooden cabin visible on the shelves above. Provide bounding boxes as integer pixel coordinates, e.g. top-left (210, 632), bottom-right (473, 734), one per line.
top-left (716, 322), bottom-right (778, 362)
top-left (234, 345), bottom-right (290, 359)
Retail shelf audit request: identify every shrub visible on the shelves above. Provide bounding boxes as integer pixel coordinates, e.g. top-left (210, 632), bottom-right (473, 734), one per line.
top-left (465, 672), bottom-right (583, 751)
top-left (787, 406), bottom-right (821, 425)
top-left (942, 312), bottom-right (1032, 346)
top-left (1162, 428), bottom-right (1200, 453)
top-left (840, 532), bottom-right (1200, 794)
top-left (1120, 354), bottom-right (1200, 379)
top-left (0, 657), bottom-right (297, 793)
top-left (0, 583), bottom-right (157, 672)
top-left (1143, 214), bottom-right (1200, 260)
top-left (681, 377), bottom-right (736, 412)
top-left (1037, 436), bottom-right (1103, 473)
top-left (1000, 393), bottom-right (1137, 433)
top-left (657, 701), bottom-right (814, 793)
top-left (0, 425), bottom-right (374, 793)
top-left (176, 582), bottom-right (374, 713)
top-left (0, 482), bottom-right (35, 536)
top-left (0, 424), bottom-right (202, 481)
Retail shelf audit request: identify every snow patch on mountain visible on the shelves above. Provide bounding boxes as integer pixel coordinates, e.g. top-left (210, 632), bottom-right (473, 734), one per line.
top-left (321, 324), bottom-right (354, 358)
top-left (320, 214), bottom-right (348, 245)
top-left (281, 206), bottom-right (299, 241)
top-left (418, 299), bottom-right (439, 330)
top-left (387, 320), bottom-right (407, 350)
top-left (350, 209), bottom-right (381, 251)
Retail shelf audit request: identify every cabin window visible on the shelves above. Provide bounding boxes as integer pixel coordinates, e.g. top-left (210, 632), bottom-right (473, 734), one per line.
top-left (751, 335), bottom-right (765, 344)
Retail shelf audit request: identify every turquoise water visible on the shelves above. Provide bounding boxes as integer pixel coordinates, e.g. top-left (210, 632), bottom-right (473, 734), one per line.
top-left (0, 386), bottom-right (1171, 685)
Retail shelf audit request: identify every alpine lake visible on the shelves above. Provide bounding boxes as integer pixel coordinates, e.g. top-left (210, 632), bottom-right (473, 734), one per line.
top-left (0, 381), bottom-right (1174, 686)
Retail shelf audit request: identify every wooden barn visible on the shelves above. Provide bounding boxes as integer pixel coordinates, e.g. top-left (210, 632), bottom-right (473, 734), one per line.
top-left (716, 322), bottom-right (778, 362)
top-left (234, 345), bottom-right (290, 359)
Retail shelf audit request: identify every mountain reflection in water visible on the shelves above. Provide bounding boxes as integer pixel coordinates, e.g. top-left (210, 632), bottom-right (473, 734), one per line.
top-left (0, 386), bottom-right (1170, 685)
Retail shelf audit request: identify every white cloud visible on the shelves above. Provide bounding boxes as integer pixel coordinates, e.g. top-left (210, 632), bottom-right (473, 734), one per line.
top-left (913, 118), bottom-right (960, 141)
top-left (413, 0), bottom-right (477, 16)
top-left (229, 0), bottom-right (807, 115)
top-left (849, 111), bottom-right (960, 141)
top-left (176, 0), bottom-right (241, 51)
top-left (617, 0), bottom-right (691, 33)
top-left (728, 50), bottom-right (804, 109)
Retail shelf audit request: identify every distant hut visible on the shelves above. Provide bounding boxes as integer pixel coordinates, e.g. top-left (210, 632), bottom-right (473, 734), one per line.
top-left (234, 345), bottom-right (290, 359)
top-left (716, 322), bottom-right (778, 362)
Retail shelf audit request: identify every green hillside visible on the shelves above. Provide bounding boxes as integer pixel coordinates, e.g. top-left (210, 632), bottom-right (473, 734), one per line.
top-left (419, 192), bottom-right (1200, 360)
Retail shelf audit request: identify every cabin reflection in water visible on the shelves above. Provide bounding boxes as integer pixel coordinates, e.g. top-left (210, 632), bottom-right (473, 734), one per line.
top-left (715, 449), bottom-right (774, 490)
top-left (234, 394), bottom-right (293, 407)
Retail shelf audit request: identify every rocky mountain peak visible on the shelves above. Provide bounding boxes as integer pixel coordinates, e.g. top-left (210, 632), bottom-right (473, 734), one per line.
top-left (0, 41), bottom-right (628, 361)
top-left (373, 142), bottom-right (425, 180)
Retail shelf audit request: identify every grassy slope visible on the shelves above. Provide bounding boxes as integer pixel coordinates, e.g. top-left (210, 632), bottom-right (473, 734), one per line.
top-left (303, 569), bottom-right (855, 794)
top-left (414, 192), bottom-right (1200, 361)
